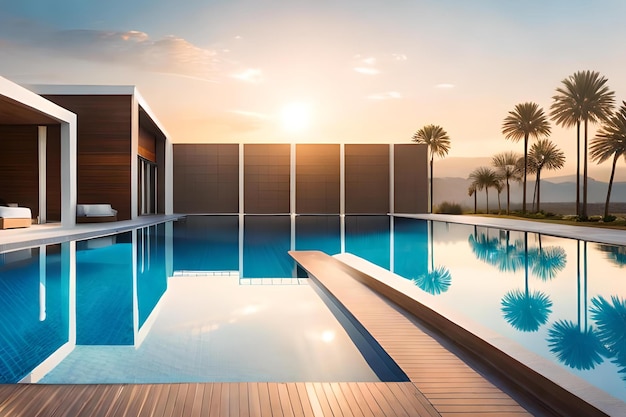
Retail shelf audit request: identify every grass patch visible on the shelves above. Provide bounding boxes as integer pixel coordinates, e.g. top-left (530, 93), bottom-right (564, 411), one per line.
top-left (470, 212), bottom-right (626, 231)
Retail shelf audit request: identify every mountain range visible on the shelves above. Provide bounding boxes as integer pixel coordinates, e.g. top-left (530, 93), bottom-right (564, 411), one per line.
top-left (431, 157), bottom-right (626, 210)
top-left (433, 177), bottom-right (626, 210)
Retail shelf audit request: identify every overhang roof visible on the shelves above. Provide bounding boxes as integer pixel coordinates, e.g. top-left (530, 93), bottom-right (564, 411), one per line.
top-left (0, 90), bottom-right (61, 125)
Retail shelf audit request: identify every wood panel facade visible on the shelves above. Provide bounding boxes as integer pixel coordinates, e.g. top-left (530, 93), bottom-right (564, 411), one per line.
top-left (173, 143), bottom-right (427, 215)
top-left (0, 125), bottom-right (39, 219)
top-left (345, 144), bottom-right (390, 214)
top-left (394, 144), bottom-right (428, 213)
top-left (296, 144), bottom-right (340, 214)
top-left (43, 95), bottom-right (133, 220)
top-left (138, 126), bottom-right (156, 163)
top-left (173, 144), bottom-right (239, 213)
top-left (244, 144), bottom-right (291, 214)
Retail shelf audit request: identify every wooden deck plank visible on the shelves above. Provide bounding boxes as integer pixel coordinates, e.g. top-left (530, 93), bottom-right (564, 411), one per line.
top-left (229, 383), bottom-right (239, 417)
top-left (342, 383), bottom-right (376, 417)
top-left (268, 382), bottom-right (285, 417)
top-left (209, 383), bottom-right (222, 416)
top-left (248, 383), bottom-right (262, 417)
top-left (258, 383), bottom-right (273, 417)
top-left (239, 383), bottom-right (251, 417)
top-left (310, 383), bottom-right (334, 417)
top-left (296, 382), bottom-right (317, 417)
top-left (277, 383), bottom-right (294, 417)
top-left (321, 382), bottom-right (348, 417)
top-left (337, 382), bottom-right (367, 417)
top-left (188, 383), bottom-right (206, 417)
top-left (286, 382), bottom-right (305, 417)
top-left (220, 382), bottom-right (231, 416)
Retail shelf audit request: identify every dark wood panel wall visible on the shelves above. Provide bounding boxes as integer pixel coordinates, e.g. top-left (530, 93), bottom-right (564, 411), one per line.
top-left (138, 126), bottom-right (156, 163)
top-left (0, 125), bottom-right (39, 218)
top-left (43, 95), bottom-right (133, 220)
top-left (394, 144), bottom-right (428, 213)
top-left (345, 144), bottom-right (390, 214)
top-left (173, 144), bottom-right (239, 213)
top-left (296, 144), bottom-right (340, 214)
top-left (46, 124), bottom-right (61, 221)
top-left (172, 143), bottom-right (427, 215)
top-left (244, 144), bottom-right (290, 214)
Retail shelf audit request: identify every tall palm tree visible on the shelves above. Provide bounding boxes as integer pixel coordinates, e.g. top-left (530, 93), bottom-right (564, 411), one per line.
top-left (526, 139), bottom-right (565, 212)
top-left (469, 166), bottom-right (498, 213)
top-left (502, 102), bottom-right (551, 213)
top-left (550, 70), bottom-right (615, 219)
top-left (412, 124), bottom-right (451, 213)
top-left (590, 101), bottom-right (626, 219)
top-left (492, 151), bottom-right (522, 214)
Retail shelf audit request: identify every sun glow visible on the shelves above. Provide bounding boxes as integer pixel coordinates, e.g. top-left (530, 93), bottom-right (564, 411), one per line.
top-left (280, 102), bottom-right (312, 133)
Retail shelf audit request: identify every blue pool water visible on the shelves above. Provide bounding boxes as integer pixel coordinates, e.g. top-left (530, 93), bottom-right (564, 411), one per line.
top-left (1, 215), bottom-right (626, 412)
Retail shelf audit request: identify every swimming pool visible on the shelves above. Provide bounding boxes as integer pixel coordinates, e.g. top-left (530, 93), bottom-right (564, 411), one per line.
top-left (0, 218), bottom-right (405, 384)
top-left (172, 215), bottom-right (626, 409)
top-left (2, 214), bottom-right (626, 412)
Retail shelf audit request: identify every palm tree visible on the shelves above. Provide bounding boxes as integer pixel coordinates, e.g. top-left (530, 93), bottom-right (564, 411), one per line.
top-left (550, 70), bottom-right (615, 219)
top-left (526, 139), bottom-right (565, 212)
top-left (494, 180), bottom-right (503, 214)
top-left (468, 184), bottom-right (477, 214)
top-left (469, 167), bottom-right (498, 213)
top-left (502, 102), bottom-right (551, 213)
top-left (412, 124), bottom-right (451, 213)
top-left (492, 151), bottom-right (521, 214)
top-left (590, 101), bottom-right (626, 219)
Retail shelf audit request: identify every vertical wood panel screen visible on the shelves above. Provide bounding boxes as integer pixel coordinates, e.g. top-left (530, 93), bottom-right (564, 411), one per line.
top-left (394, 144), bottom-right (428, 213)
top-left (296, 144), bottom-right (340, 214)
top-left (345, 144), bottom-right (389, 214)
top-left (244, 144), bottom-right (290, 214)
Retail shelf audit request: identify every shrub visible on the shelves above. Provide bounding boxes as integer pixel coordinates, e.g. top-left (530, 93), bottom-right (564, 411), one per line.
top-left (603, 214), bottom-right (617, 223)
top-left (437, 201), bottom-right (463, 215)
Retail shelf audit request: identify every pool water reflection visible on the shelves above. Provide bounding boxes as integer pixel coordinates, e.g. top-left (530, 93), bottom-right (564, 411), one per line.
top-left (1, 214), bottom-right (626, 411)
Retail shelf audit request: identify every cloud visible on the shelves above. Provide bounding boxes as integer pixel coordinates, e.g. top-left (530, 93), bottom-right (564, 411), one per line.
top-left (367, 91), bottom-right (402, 100)
top-left (354, 67), bottom-right (380, 75)
top-left (392, 53), bottom-right (407, 61)
top-left (435, 83), bottom-right (455, 89)
top-left (231, 68), bottom-right (263, 83)
top-left (3, 26), bottom-right (221, 81)
top-left (362, 56), bottom-right (376, 65)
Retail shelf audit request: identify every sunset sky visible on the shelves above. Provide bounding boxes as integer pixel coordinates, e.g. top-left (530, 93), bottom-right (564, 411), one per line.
top-left (1, 0), bottom-right (625, 178)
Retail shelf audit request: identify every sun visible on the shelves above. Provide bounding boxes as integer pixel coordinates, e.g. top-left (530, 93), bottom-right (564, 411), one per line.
top-left (280, 102), bottom-right (312, 133)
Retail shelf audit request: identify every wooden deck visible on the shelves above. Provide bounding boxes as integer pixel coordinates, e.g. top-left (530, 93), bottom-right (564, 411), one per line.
top-left (0, 249), bottom-right (607, 416)
top-left (0, 382), bottom-right (438, 417)
top-left (290, 251), bottom-right (536, 417)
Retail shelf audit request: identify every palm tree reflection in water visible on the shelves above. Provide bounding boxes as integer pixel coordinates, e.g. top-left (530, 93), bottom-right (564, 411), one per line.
top-left (500, 232), bottom-right (553, 332)
top-left (547, 241), bottom-right (606, 370)
top-left (412, 221), bottom-right (452, 295)
top-left (590, 295), bottom-right (626, 379)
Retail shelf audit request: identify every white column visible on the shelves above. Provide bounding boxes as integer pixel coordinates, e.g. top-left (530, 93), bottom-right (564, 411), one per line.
top-left (39, 245), bottom-right (47, 321)
top-left (290, 143), bottom-right (296, 251)
top-left (164, 139), bottom-right (173, 215)
top-left (389, 143), bottom-right (394, 215)
top-left (131, 229), bottom-right (139, 345)
top-left (60, 120), bottom-right (77, 227)
top-left (239, 143), bottom-right (245, 276)
top-left (340, 143), bottom-right (346, 253)
top-left (130, 95), bottom-right (139, 219)
top-left (38, 126), bottom-right (47, 224)
top-left (62, 241), bottom-right (76, 345)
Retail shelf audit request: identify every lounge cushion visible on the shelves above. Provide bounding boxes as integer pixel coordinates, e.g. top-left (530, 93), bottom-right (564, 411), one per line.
top-left (77, 204), bottom-right (117, 217)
